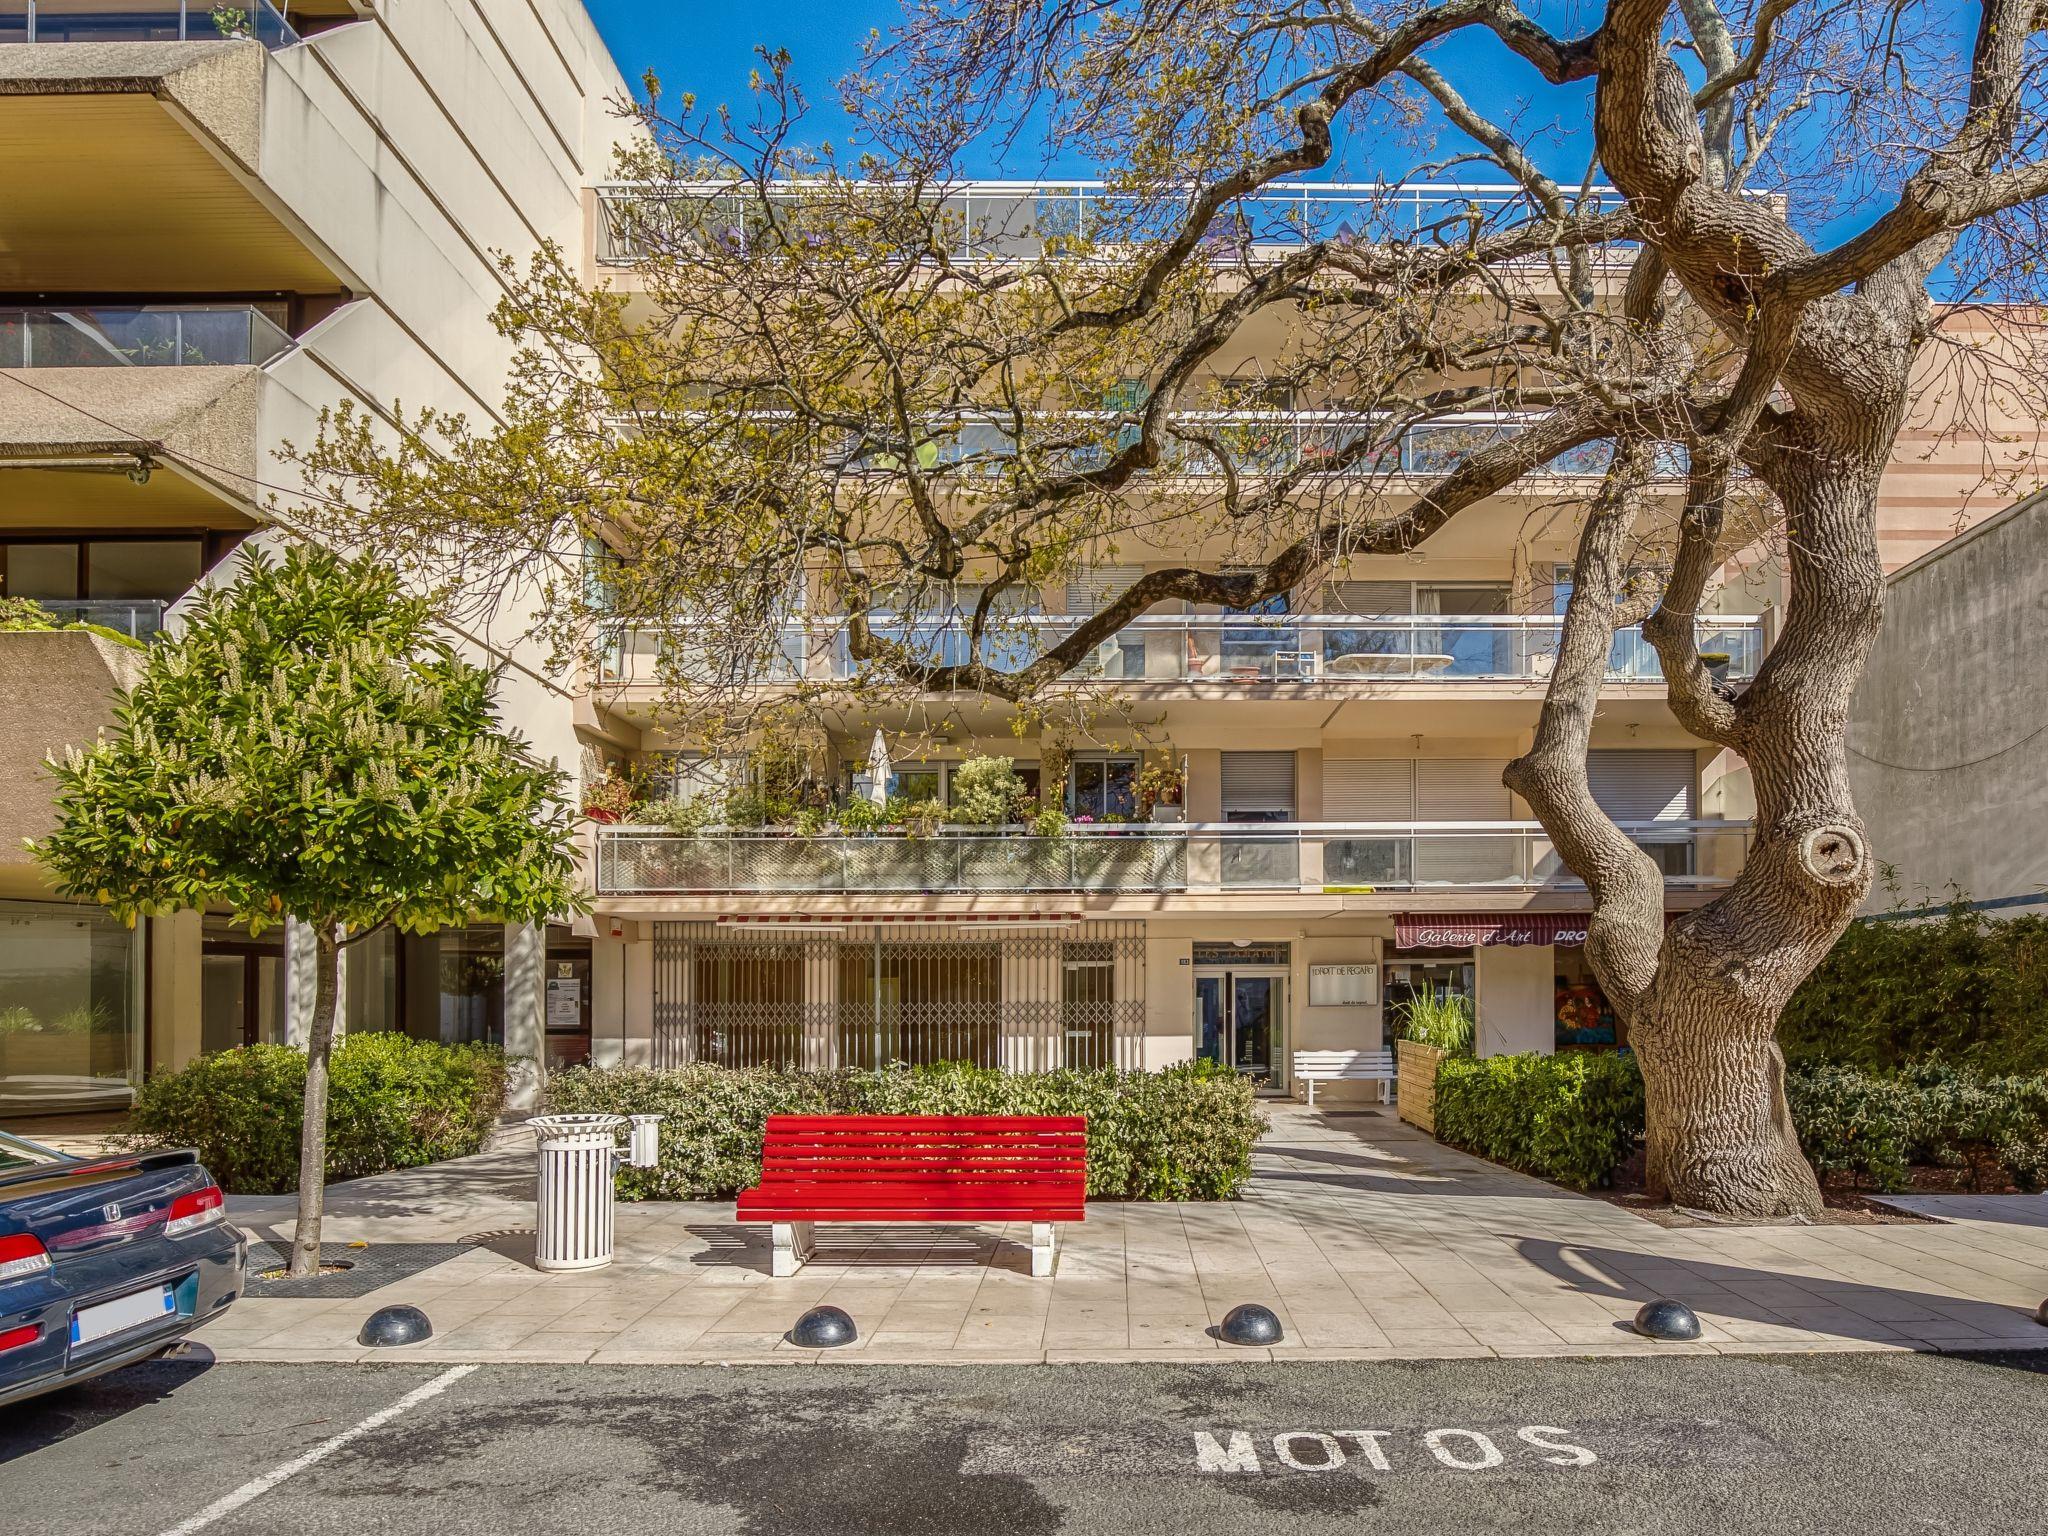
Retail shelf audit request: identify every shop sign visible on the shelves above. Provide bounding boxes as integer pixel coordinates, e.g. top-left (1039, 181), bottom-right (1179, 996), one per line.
top-left (1307, 964), bottom-right (1380, 1006)
top-left (1395, 913), bottom-right (1591, 949)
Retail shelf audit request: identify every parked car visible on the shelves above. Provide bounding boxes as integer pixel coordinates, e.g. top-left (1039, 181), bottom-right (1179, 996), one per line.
top-left (0, 1129), bottom-right (245, 1409)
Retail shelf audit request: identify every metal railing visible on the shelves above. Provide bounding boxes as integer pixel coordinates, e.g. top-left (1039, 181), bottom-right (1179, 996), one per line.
top-left (0, 306), bottom-right (296, 369)
top-left (597, 613), bottom-right (1766, 688)
top-left (0, 0), bottom-right (301, 46)
top-left (592, 180), bottom-right (1632, 265)
top-left (13, 599), bottom-right (169, 639)
top-left (594, 820), bottom-right (1752, 896)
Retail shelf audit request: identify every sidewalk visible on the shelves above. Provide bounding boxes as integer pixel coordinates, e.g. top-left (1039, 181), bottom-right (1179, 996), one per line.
top-left (199, 1105), bottom-right (2048, 1365)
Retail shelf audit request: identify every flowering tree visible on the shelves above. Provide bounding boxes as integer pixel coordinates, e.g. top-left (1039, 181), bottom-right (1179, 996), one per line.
top-left (34, 547), bottom-right (582, 1275)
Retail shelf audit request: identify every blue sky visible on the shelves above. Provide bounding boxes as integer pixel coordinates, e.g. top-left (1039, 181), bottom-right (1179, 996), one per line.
top-left (580, 1), bottom-right (1600, 184)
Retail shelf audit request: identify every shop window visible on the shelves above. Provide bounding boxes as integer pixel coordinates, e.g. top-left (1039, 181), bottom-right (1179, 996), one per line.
top-left (0, 901), bottom-right (144, 1113)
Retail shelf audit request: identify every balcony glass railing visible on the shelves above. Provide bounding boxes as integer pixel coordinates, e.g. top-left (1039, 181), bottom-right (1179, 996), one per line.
top-left (22, 599), bottom-right (171, 639)
top-left (593, 180), bottom-right (1635, 266)
top-left (593, 821), bottom-right (1752, 896)
top-left (597, 613), bottom-right (1766, 688)
top-left (0, 0), bottom-right (300, 46)
top-left (0, 306), bottom-right (296, 369)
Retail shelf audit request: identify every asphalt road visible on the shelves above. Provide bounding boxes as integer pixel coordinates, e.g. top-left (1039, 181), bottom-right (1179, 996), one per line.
top-left (6, 1350), bottom-right (2047, 1536)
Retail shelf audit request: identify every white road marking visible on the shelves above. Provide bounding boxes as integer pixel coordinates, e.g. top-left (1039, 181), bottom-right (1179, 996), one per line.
top-left (1273, 1432), bottom-right (1347, 1470)
top-left (1193, 1430), bottom-right (1261, 1472)
top-left (155, 1365), bottom-right (478, 1536)
top-left (1423, 1429), bottom-right (1505, 1470)
top-left (1517, 1426), bottom-right (1598, 1466)
top-left (1336, 1430), bottom-right (1393, 1470)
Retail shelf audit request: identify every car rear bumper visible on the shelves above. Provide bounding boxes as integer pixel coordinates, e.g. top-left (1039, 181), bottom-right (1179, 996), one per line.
top-left (0, 1222), bottom-right (246, 1410)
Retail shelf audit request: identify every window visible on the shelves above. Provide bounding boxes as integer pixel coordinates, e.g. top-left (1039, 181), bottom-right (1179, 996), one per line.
top-left (888, 766), bottom-right (945, 805)
top-left (0, 901), bottom-right (144, 1113)
top-left (1068, 755), bottom-right (1138, 818)
top-left (1220, 751), bottom-right (1295, 823)
top-left (1062, 944), bottom-right (1117, 1070)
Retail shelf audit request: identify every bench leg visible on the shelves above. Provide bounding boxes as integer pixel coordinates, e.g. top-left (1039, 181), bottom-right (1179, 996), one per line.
top-left (1030, 1222), bottom-right (1060, 1278)
top-left (771, 1221), bottom-right (815, 1278)
top-left (1305, 1077), bottom-right (1316, 1109)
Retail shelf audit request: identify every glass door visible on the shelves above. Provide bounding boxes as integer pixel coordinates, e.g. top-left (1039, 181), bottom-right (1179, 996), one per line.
top-left (1194, 970), bottom-right (1286, 1083)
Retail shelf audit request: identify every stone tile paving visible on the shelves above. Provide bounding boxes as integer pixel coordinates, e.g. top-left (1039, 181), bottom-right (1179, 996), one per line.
top-left (194, 1105), bottom-right (2048, 1366)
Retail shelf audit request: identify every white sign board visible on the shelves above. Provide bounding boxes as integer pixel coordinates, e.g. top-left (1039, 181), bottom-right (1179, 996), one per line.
top-left (545, 977), bottom-right (582, 1031)
top-left (1307, 963), bottom-right (1379, 1007)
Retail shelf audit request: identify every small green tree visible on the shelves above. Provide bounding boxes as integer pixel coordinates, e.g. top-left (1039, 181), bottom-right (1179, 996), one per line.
top-left (33, 546), bottom-right (583, 1276)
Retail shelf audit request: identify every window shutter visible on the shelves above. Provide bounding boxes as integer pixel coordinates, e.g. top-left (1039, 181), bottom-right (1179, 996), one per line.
top-left (1322, 759), bottom-right (1415, 821)
top-left (1414, 759), bottom-right (1512, 820)
top-left (1587, 749), bottom-right (1696, 822)
top-left (1064, 565), bottom-right (1143, 616)
top-left (1221, 751), bottom-right (1296, 816)
top-left (1327, 580), bottom-right (1412, 616)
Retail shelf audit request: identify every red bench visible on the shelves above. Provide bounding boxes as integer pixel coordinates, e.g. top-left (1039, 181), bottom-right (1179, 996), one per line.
top-left (735, 1114), bottom-right (1087, 1277)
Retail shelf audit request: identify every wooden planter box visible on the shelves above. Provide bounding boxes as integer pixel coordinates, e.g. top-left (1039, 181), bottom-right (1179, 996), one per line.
top-left (1396, 1039), bottom-right (1447, 1134)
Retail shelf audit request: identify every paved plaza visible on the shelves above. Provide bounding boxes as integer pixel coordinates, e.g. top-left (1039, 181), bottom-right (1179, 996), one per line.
top-left (194, 1106), bottom-right (2048, 1365)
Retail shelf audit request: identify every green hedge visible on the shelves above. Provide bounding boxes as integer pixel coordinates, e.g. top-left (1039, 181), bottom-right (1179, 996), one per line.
top-left (1780, 906), bottom-right (2048, 1073)
top-left (544, 1060), bottom-right (1268, 1201)
top-left (126, 1034), bottom-right (507, 1194)
top-left (1432, 1052), bottom-right (1647, 1189)
top-left (1786, 1062), bottom-right (2048, 1193)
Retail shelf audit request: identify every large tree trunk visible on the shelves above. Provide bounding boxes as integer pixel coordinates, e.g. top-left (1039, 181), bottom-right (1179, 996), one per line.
top-left (287, 920), bottom-right (342, 1279)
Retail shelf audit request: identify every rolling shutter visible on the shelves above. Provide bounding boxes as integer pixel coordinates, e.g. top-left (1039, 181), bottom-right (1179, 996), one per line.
top-left (1064, 565), bottom-right (1144, 616)
top-left (1588, 749), bottom-right (1695, 822)
top-left (1326, 579), bottom-right (1412, 615)
top-left (1221, 751), bottom-right (1296, 817)
top-left (1414, 759), bottom-right (1512, 820)
top-left (1322, 759), bottom-right (1415, 820)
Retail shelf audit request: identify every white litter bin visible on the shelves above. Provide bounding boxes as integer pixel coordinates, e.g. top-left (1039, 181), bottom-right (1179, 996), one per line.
top-left (529, 1113), bottom-right (628, 1272)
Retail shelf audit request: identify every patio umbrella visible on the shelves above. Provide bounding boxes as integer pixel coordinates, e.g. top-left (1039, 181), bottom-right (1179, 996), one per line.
top-left (864, 730), bottom-right (890, 807)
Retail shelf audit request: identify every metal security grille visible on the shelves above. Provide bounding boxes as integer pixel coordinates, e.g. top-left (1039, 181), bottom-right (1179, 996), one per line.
top-left (650, 921), bottom-right (1146, 1072)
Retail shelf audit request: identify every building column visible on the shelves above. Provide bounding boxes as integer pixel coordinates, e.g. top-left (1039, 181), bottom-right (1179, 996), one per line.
top-left (282, 916), bottom-right (343, 1047)
top-left (148, 909), bottom-right (204, 1073)
top-left (503, 920), bottom-right (546, 1111)
top-left (591, 933), bottom-right (628, 1068)
top-left (1475, 943), bottom-right (1554, 1057)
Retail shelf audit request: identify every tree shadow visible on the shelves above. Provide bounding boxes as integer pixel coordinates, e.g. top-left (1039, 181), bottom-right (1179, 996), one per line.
top-left (683, 1222), bottom-right (1007, 1276)
top-left (1516, 1235), bottom-right (2048, 1362)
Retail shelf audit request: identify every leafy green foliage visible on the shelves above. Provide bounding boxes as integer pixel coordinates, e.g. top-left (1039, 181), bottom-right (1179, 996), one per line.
top-left (1780, 905), bottom-right (2048, 1074)
top-left (32, 545), bottom-right (582, 939)
top-left (945, 755), bottom-right (1028, 826)
top-left (1398, 986), bottom-right (1474, 1055)
top-left (123, 1035), bottom-right (507, 1194)
top-left (1785, 1062), bottom-right (2048, 1193)
top-left (1433, 1053), bottom-right (1647, 1189)
top-left (545, 1060), bottom-right (1267, 1201)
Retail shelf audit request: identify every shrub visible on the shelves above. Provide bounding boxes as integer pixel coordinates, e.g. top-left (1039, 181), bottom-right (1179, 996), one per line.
top-left (544, 1060), bottom-right (1267, 1201)
top-left (1780, 904), bottom-right (2048, 1074)
top-left (126, 1034), bottom-right (507, 1194)
top-left (1433, 1052), bottom-right (1646, 1189)
top-left (946, 755), bottom-right (1028, 826)
top-left (1785, 1061), bottom-right (2048, 1193)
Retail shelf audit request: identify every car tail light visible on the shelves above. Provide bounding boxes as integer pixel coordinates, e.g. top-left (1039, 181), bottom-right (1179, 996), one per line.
top-left (164, 1185), bottom-right (225, 1237)
top-left (0, 1233), bottom-right (51, 1282)
top-left (0, 1322), bottom-right (39, 1352)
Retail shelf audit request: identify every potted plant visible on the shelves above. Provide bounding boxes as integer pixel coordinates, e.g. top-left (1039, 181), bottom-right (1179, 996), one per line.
top-left (1137, 760), bottom-right (1186, 823)
top-left (1699, 650), bottom-right (1732, 683)
top-left (1394, 987), bottom-right (1473, 1134)
top-left (580, 771), bottom-right (636, 824)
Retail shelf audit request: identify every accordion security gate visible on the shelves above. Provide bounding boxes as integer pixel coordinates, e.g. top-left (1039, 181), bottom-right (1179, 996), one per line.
top-left (651, 921), bottom-right (1148, 1072)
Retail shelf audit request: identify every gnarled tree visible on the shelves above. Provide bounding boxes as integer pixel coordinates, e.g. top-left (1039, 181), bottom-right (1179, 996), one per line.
top-left (297, 1), bottom-right (2048, 1219)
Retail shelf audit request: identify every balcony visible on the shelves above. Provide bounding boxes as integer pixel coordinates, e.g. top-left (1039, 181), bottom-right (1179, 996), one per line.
top-left (598, 612), bottom-right (1766, 689)
top-left (592, 821), bottom-right (1751, 897)
top-left (0, 0), bottom-right (301, 47)
top-left (26, 599), bottom-right (169, 640)
top-left (593, 180), bottom-right (1632, 266)
top-left (0, 306), bottom-right (295, 369)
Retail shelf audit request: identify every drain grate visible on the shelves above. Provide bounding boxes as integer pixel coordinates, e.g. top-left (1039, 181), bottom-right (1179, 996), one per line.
top-left (241, 1241), bottom-right (473, 1298)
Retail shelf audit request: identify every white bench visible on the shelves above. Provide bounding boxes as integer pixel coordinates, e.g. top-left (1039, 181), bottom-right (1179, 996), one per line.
top-left (1292, 1049), bottom-right (1397, 1106)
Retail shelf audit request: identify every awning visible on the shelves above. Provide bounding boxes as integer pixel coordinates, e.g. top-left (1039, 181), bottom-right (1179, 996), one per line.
top-left (716, 912), bottom-right (1085, 928)
top-left (1395, 912), bottom-right (1590, 949)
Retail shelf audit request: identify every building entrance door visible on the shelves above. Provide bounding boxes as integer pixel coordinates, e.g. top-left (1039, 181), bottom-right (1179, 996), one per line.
top-left (1194, 970), bottom-right (1287, 1084)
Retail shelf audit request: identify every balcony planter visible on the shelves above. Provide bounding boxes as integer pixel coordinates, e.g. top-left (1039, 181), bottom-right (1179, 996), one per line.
top-left (1395, 1039), bottom-right (1447, 1134)
top-left (1149, 804), bottom-right (1185, 824)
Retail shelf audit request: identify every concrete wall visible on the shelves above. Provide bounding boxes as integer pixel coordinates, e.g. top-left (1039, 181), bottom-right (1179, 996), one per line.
top-left (1847, 494), bottom-right (2048, 913)
top-left (0, 633), bottom-right (145, 897)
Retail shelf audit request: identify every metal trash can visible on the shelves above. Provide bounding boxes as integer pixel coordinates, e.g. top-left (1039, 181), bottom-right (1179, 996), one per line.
top-left (529, 1113), bottom-right (629, 1272)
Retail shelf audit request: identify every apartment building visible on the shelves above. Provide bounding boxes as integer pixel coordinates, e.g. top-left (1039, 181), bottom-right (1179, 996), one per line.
top-left (0, 0), bottom-right (635, 1113)
top-left (562, 180), bottom-right (1962, 1100)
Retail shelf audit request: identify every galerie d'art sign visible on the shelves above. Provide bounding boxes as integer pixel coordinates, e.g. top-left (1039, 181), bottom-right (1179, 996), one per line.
top-left (1394, 913), bottom-right (1592, 949)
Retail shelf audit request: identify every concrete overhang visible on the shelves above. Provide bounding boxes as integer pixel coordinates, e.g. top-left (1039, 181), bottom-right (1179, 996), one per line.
top-left (0, 363), bottom-right (265, 527)
top-left (0, 41), bottom-right (347, 292)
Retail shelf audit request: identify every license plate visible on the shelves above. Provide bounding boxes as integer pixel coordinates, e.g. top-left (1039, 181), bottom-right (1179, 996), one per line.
top-left (71, 1283), bottom-right (176, 1346)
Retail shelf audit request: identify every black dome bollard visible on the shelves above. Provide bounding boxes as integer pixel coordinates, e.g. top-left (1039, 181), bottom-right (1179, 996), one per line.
top-left (789, 1305), bottom-right (857, 1349)
top-left (1218, 1303), bottom-right (1284, 1346)
top-left (359, 1304), bottom-right (434, 1348)
top-left (2034, 1298), bottom-right (2047, 1327)
top-left (1632, 1299), bottom-right (1703, 1341)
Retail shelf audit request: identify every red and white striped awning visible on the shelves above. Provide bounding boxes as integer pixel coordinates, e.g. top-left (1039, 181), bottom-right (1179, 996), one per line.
top-left (716, 912), bottom-right (1086, 928)
top-left (1395, 912), bottom-right (1592, 949)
